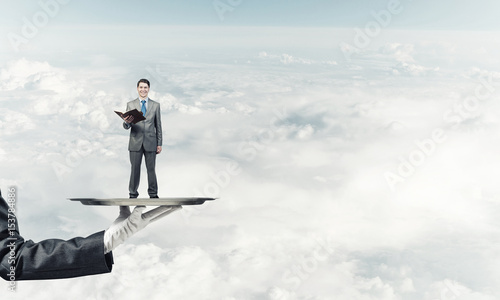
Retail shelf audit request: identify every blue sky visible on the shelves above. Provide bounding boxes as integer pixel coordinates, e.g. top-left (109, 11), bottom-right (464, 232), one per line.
top-left (2, 0), bottom-right (500, 29)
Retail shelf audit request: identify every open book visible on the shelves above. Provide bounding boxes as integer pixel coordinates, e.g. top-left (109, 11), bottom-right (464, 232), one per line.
top-left (114, 109), bottom-right (146, 124)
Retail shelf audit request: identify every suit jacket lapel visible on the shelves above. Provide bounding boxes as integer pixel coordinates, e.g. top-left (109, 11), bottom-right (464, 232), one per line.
top-left (134, 98), bottom-right (141, 112)
top-left (146, 101), bottom-right (154, 118)
top-left (136, 98), bottom-right (149, 118)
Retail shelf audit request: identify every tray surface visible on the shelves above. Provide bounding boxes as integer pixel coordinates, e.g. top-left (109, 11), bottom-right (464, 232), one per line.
top-left (69, 197), bottom-right (216, 206)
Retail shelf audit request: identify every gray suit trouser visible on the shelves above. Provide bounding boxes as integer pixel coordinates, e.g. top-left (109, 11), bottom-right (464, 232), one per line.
top-left (129, 145), bottom-right (157, 198)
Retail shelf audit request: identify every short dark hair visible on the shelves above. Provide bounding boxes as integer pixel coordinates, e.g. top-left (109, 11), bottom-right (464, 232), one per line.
top-left (137, 78), bottom-right (150, 88)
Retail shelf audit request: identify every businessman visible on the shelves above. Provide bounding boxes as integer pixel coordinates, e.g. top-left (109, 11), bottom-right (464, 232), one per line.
top-left (0, 189), bottom-right (180, 281)
top-left (123, 79), bottom-right (163, 200)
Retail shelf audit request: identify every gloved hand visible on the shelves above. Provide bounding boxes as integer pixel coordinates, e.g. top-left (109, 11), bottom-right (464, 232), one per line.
top-left (103, 205), bottom-right (182, 254)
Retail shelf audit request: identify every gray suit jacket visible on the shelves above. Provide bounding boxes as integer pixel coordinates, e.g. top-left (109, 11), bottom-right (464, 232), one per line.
top-left (123, 98), bottom-right (163, 152)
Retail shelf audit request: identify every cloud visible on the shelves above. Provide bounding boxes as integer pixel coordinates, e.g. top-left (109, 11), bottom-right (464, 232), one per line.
top-left (391, 62), bottom-right (440, 76)
top-left (382, 43), bottom-right (416, 63)
top-left (2, 28), bottom-right (500, 299)
top-left (258, 51), bottom-right (338, 66)
top-left (0, 108), bottom-right (35, 135)
top-left (0, 58), bottom-right (57, 91)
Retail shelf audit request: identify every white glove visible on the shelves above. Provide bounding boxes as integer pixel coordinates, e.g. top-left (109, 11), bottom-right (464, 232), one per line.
top-left (104, 205), bottom-right (182, 254)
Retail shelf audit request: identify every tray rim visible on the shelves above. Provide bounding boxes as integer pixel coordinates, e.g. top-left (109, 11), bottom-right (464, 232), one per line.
top-left (68, 197), bottom-right (217, 206)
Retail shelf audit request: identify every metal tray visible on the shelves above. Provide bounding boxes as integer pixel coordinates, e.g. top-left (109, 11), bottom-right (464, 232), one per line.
top-left (69, 197), bottom-right (216, 206)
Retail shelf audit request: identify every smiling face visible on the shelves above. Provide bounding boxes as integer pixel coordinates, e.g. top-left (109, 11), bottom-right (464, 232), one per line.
top-left (137, 82), bottom-right (150, 99)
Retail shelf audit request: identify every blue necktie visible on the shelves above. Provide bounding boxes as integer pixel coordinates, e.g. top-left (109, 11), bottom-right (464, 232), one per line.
top-left (141, 100), bottom-right (146, 116)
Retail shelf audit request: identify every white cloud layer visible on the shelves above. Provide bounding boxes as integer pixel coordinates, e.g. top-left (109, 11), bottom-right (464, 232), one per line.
top-left (2, 28), bottom-right (500, 300)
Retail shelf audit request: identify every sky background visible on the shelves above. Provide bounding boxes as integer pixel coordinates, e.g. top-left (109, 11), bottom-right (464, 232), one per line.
top-left (1, 1), bottom-right (500, 299)
top-left (1, 0), bottom-right (500, 29)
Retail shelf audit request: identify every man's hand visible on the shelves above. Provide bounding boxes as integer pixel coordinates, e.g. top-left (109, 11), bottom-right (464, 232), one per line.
top-left (157, 146), bottom-right (162, 154)
top-left (123, 115), bottom-right (134, 124)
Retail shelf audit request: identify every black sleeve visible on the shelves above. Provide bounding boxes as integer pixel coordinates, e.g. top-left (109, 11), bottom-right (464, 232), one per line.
top-left (0, 189), bottom-right (113, 281)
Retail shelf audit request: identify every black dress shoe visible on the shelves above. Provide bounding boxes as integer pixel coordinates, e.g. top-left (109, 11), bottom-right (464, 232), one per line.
top-left (150, 196), bottom-right (159, 199)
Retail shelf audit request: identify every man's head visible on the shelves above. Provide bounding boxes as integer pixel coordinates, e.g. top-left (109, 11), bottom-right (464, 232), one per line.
top-left (137, 79), bottom-right (150, 99)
